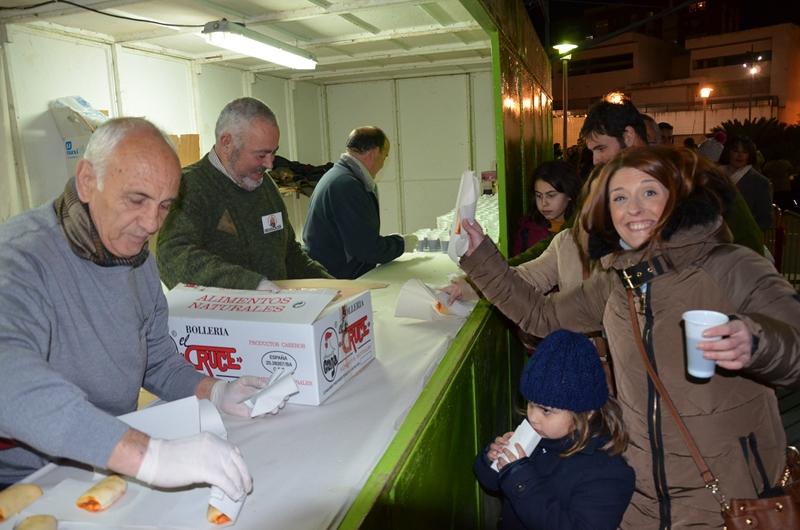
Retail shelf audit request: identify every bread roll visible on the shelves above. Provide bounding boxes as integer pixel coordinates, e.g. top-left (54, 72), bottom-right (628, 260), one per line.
top-left (0, 483), bottom-right (43, 522)
top-left (14, 514), bottom-right (57, 530)
top-left (75, 475), bottom-right (127, 512)
top-left (207, 504), bottom-right (231, 525)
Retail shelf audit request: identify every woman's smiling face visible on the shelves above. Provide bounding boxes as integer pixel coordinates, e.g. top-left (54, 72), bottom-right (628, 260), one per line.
top-left (608, 167), bottom-right (669, 249)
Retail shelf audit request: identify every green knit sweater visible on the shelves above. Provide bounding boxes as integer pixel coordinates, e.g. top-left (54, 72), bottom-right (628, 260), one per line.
top-left (157, 155), bottom-right (331, 289)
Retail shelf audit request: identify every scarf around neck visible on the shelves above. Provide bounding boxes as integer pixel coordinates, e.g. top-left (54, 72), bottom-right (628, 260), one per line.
top-left (53, 178), bottom-right (149, 268)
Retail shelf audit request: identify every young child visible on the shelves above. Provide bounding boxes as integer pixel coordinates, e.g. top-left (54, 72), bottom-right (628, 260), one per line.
top-left (474, 329), bottom-right (634, 530)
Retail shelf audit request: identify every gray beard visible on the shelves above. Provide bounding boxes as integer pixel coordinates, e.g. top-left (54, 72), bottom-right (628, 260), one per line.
top-left (229, 148), bottom-right (264, 191)
top-left (233, 173), bottom-right (263, 191)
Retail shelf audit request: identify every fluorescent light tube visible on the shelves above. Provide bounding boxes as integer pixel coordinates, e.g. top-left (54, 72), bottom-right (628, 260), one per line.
top-left (202, 20), bottom-right (317, 70)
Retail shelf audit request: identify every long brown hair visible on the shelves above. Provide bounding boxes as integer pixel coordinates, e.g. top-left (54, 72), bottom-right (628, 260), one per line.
top-left (580, 146), bottom-right (730, 255)
top-left (562, 396), bottom-right (628, 457)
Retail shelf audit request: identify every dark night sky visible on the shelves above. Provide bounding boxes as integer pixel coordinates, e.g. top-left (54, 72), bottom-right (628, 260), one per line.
top-left (526, 0), bottom-right (800, 49)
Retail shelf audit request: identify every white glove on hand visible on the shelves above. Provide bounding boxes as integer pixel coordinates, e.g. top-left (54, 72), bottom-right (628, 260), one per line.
top-left (402, 234), bottom-right (419, 252)
top-left (135, 432), bottom-right (252, 501)
top-left (209, 376), bottom-right (268, 417)
top-left (256, 278), bottom-right (280, 291)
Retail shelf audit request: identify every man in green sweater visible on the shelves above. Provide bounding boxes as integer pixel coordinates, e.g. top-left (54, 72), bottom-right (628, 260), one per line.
top-left (157, 97), bottom-right (331, 289)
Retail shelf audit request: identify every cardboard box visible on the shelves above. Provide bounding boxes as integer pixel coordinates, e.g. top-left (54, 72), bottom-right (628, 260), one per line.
top-left (166, 284), bottom-right (376, 405)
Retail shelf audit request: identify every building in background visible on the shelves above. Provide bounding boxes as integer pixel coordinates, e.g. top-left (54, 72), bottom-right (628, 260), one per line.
top-left (545, 0), bottom-right (800, 147)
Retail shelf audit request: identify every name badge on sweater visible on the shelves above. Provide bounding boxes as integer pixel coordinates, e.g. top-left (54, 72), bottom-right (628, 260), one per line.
top-left (262, 212), bottom-right (284, 234)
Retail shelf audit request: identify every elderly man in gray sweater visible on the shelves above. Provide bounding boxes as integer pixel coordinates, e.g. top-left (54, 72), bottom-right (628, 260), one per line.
top-left (0, 118), bottom-right (278, 499)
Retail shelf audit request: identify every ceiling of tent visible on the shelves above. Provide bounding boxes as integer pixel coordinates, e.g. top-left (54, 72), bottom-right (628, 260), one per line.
top-left (0, 0), bottom-right (492, 82)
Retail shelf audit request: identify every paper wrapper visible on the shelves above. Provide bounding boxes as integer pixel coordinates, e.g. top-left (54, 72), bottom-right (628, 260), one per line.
top-left (447, 170), bottom-right (480, 263)
top-left (491, 420), bottom-right (542, 471)
top-left (123, 397), bottom-right (245, 525)
top-left (394, 279), bottom-right (474, 321)
top-left (244, 369), bottom-right (299, 417)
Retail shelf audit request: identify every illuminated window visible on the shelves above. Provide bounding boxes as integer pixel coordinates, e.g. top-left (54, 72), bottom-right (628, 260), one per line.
top-left (689, 1), bottom-right (706, 13)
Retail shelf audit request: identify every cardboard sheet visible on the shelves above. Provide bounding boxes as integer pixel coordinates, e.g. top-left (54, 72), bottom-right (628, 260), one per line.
top-left (273, 279), bottom-right (388, 301)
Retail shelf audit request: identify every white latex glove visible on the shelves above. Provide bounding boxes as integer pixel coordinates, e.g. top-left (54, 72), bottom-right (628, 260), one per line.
top-left (135, 432), bottom-right (252, 501)
top-left (256, 278), bottom-right (280, 291)
top-left (209, 376), bottom-right (268, 417)
top-left (402, 234), bottom-right (419, 252)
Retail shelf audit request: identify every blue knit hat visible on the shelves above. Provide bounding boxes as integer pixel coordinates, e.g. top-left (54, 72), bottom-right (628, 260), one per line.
top-left (520, 329), bottom-right (608, 413)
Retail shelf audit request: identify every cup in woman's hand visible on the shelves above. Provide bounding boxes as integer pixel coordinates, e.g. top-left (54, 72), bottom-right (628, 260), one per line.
top-left (682, 310), bottom-right (729, 379)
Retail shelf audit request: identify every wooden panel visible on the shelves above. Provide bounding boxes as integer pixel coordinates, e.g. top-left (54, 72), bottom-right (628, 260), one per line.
top-left (117, 49), bottom-right (195, 136)
top-left (396, 75), bottom-right (470, 182)
top-left (401, 180), bottom-right (462, 233)
top-left (7, 27), bottom-right (113, 207)
top-left (325, 80), bottom-right (397, 183)
top-left (292, 81), bottom-right (326, 165)
top-left (193, 64), bottom-right (245, 154)
top-left (168, 134), bottom-right (200, 167)
top-left (471, 71), bottom-right (497, 176)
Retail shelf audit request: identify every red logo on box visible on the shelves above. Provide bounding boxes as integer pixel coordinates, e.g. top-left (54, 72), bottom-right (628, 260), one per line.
top-left (184, 344), bottom-right (242, 376)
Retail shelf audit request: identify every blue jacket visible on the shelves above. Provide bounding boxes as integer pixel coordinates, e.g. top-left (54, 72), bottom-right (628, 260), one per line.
top-left (303, 156), bottom-right (403, 279)
top-left (474, 435), bottom-right (634, 530)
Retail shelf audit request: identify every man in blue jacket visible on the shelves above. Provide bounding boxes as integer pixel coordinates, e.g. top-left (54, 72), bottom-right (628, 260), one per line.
top-left (303, 127), bottom-right (417, 279)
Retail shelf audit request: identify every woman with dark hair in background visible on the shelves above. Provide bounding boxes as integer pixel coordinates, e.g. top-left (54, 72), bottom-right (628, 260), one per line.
top-left (720, 136), bottom-right (773, 231)
top-left (511, 160), bottom-right (581, 256)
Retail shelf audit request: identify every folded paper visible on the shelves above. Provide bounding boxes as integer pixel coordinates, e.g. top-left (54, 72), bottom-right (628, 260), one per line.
top-left (395, 279), bottom-right (474, 321)
top-left (447, 170), bottom-right (480, 263)
top-left (491, 419), bottom-right (542, 471)
top-left (120, 397), bottom-right (246, 524)
top-left (244, 369), bottom-right (300, 417)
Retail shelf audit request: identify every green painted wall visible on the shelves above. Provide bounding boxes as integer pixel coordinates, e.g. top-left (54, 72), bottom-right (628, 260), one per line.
top-left (339, 303), bottom-right (524, 529)
top-left (464, 0), bottom-right (553, 257)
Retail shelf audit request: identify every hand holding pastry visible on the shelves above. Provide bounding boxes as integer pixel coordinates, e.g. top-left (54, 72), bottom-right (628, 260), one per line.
top-left (135, 432), bottom-right (252, 502)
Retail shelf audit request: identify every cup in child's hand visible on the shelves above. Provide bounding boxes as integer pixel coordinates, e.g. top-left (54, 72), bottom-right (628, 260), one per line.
top-left (682, 310), bottom-right (729, 379)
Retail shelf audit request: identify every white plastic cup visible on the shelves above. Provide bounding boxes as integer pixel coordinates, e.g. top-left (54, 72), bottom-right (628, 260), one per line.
top-left (682, 310), bottom-right (729, 379)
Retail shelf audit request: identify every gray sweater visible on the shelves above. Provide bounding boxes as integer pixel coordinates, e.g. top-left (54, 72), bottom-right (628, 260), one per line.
top-left (0, 203), bottom-right (205, 483)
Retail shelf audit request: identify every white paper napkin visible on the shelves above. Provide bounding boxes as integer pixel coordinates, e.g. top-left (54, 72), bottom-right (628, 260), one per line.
top-left (244, 369), bottom-right (299, 417)
top-left (394, 279), bottom-right (475, 321)
top-left (491, 420), bottom-right (542, 472)
top-left (447, 170), bottom-right (480, 263)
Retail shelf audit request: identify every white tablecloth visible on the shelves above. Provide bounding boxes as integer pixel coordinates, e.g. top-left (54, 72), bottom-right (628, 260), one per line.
top-left (2, 253), bottom-right (468, 530)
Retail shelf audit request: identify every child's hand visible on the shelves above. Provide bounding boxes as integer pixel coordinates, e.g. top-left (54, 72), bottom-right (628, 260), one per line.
top-left (496, 442), bottom-right (528, 470)
top-left (488, 432), bottom-right (515, 469)
top-left (488, 432), bottom-right (513, 458)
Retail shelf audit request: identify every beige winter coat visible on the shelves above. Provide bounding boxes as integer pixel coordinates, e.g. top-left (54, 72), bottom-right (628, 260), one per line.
top-left (462, 219), bottom-right (800, 528)
top-left (515, 229), bottom-right (585, 293)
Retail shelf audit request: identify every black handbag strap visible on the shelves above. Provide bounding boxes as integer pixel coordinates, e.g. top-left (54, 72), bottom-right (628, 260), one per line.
top-left (625, 289), bottom-right (730, 510)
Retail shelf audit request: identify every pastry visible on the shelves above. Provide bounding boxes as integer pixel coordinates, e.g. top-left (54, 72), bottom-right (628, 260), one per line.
top-left (207, 504), bottom-right (231, 525)
top-left (0, 483), bottom-right (43, 522)
top-left (75, 475), bottom-right (127, 512)
top-left (14, 514), bottom-right (57, 530)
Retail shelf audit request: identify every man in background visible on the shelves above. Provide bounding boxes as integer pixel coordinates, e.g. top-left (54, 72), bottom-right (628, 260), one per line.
top-left (581, 99), bottom-right (648, 166)
top-left (698, 130), bottom-right (727, 163)
top-left (303, 126), bottom-right (417, 279)
top-left (580, 98), bottom-right (764, 255)
top-left (0, 118), bottom-right (274, 496)
top-left (641, 114), bottom-right (661, 145)
top-left (658, 122), bottom-right (674, 145)
top-left (157, 97), bottom-right (330, 290)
